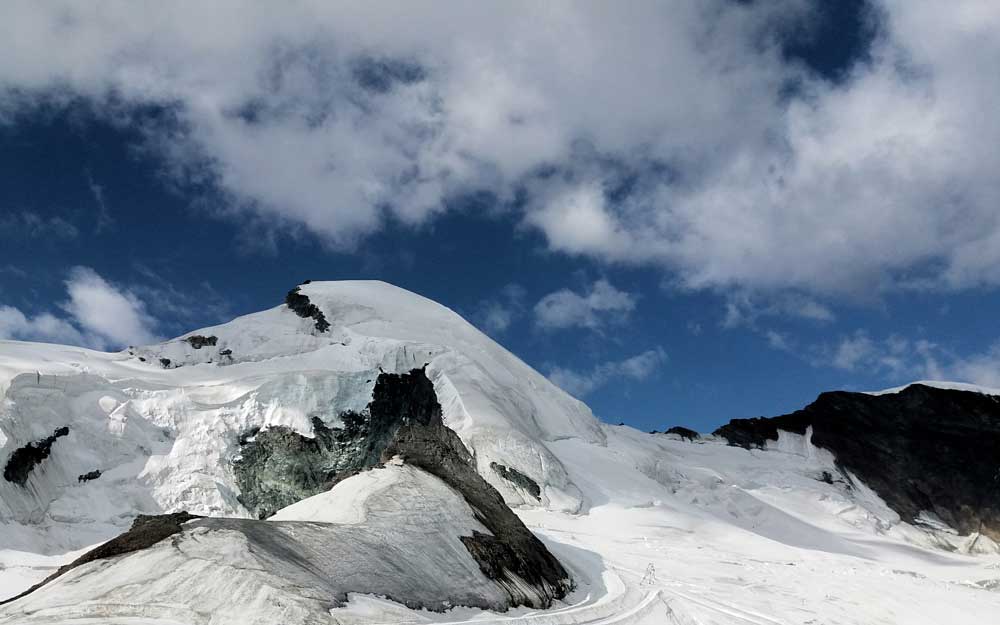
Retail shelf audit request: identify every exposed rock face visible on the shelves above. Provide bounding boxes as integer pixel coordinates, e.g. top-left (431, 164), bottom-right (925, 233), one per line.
top-left (232, 367), bottom-right (571, 606)
top-left (184, 335), bottom-right (218, 349)
top-left (2, 426), bottom-right (70, 485)
top-left (490, 462), bottom-right (542, 500)
top-left (714, 384), bottom-right (1000, 539)
top-left (284, 285), bottom-right (330, 332)
top-left (233, 413), bottom-right (370, 519)
top-left (665, 426), bottom-right (700, 441)
top-left (77, 469), bottom-right (102, 483)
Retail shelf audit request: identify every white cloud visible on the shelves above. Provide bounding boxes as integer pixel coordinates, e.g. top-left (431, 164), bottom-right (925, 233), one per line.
top-left (0, 307), bottom-right (86, 346)
top-left (534, 279), bottom-right (636, 330)
top-left (765, 330), bottom-right (792, 352)
top-left (949, 343), bottom-right (1000, 388)
top-left (548, 347), bottom-right (667, 397)
top-left (524, 182), bottom-right (631, 258)
top-left (814, 330), bottom-right (981, 385)
top-left (0, 2), bottom-right (997, 304)
top-left (0, 267), bottom-right (161, 349)
top-left (723, 291), bottom-right (835, 329)
top-left (830, 332), bottom-right (878, 371)
top-left (62, 267), bottom-right (160, 348)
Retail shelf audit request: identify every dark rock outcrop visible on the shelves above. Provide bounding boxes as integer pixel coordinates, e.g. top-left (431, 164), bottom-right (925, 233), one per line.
top-left (233, 413), bottom-right (371, 519)
top-left (714, 384), bottom-right (1000, 539)
top-left (184, 335), bottom-right (218, 349)
top-left (714, 413), bottom-right (811, 450)
top-left (284, 285), bottom-right (330, 332)
top-left (490, 462), bottom-right (542, 500)
top-left (0, 512), bottom-right (200, 606)
top-left (665, 426), bottom-right (700, 441)
top-left (78, 469), bottom-right (102, 483)
top-left (3, 426), bottom-right (70, 485)
top-left (233, 367), bottom-right (571, 607)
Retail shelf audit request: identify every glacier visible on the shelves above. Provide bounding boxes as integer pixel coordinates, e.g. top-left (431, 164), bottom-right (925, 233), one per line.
top-left (0, 280), bottom-right (998, 624)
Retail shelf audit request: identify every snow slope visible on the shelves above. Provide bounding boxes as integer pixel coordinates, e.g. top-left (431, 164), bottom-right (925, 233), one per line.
top-left (1, 461), bottom-right (553, 624)
top-left (2, 280), bottom-right (999, 623)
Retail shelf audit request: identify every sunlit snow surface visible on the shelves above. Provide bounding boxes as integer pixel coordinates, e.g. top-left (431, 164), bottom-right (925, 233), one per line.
top-left (868, 380), bottom-right (1000, 397)
top-left (1, 281), bottom-right (998, 623)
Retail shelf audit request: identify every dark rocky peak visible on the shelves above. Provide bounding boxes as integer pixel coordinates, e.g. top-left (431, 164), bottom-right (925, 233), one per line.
top-left (284, 285), bottom-right (330, 332)
top-left (714, 384), bottom-right (1000, 540)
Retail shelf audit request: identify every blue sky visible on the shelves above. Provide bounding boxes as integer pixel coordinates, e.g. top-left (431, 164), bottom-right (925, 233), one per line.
top-left (2, 1), bottom-right (999, 433)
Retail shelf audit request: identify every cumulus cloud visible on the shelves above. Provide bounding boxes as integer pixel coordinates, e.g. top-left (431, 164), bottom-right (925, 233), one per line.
top-left (0, 266), bottom-right (161, 349)
top-left (0, 1), bottom-right (997, 303)
top-left (61, 267), bottom-right (160, 347)
top-left (534, 280), bottom-right (636, 330)
top-left (548, 347), bottom-right (667, 397)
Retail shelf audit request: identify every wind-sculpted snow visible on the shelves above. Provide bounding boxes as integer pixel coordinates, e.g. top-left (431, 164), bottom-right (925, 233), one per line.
top-left (0, 465), bottom-right (561, 624)
top-left (0, 511), bottom-right (201, 606)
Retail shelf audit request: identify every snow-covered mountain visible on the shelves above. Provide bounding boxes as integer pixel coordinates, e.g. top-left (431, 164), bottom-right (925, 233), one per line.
top-left (1, 281), bottom-right (999, 624)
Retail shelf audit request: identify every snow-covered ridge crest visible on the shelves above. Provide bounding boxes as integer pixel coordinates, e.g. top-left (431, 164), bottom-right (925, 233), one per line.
top-left (868, 380), bottom-right (1000, 397)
